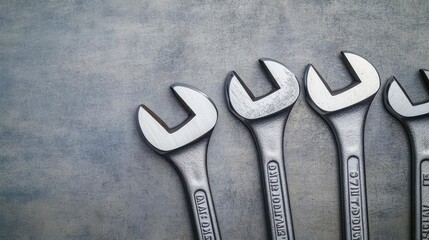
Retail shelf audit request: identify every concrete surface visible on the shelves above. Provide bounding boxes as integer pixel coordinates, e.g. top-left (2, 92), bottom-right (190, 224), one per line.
top-left (0, 0), bottom-right (428, 239)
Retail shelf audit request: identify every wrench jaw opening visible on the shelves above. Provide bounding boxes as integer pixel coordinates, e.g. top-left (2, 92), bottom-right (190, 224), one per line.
top-left (225, 58), bottom-right (299, 124)
top-left (305, 51), bottom-right (380, 116)
top-left (138, 83), bottom-right (218, 155)
top-left (384, 72), bottom-right (429, 122)
top-left (138, 106), bottom-right (215, 159)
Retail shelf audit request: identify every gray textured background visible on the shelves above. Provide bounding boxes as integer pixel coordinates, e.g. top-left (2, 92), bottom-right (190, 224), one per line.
top-left (0, 0), bottom-right (428, 239)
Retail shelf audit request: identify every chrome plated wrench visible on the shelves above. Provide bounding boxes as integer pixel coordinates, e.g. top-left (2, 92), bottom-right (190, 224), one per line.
top-left (138, 84), bottom-right (221, 240)
top-left (384, 69), bottom-right (429, 240)
top-left (305, 51), bottom-right (380, 240)
top-left (225, 59), bottom-right (299, 240)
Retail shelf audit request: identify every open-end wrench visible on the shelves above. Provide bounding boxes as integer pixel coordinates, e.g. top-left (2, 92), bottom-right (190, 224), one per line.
top-left (138, 84), bottom-right (221, 240)
top-left (225, 59), bottom-right (299, 240)
top-left (305, 51), bottom-right (380, 240)
top-left (384, 69), bottom-right (429, 240)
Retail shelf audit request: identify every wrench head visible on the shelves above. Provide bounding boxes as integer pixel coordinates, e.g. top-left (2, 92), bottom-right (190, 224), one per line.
top-left (305, 51), bottom-right (380, 114)
top-left (225, 58), bottom-right (299, 120)
top-left (384, 69), bottom-right (429, 119)
top-left (138, 83), bottom-right (218, 153)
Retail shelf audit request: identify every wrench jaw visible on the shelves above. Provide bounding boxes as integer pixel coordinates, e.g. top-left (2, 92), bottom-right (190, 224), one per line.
top-left (304, 64), bottom-right (333, 116)
top-left (383, 77), bottom-right (413, 122)
top-left (305, 51), bottom-right (380, 116)
top-left (225, 58), bottom-right (300, 123)
top-left (384, 71), bottom-right (429, 121)
top-left (138, 83), bottom-right (218, 155)
top-left (224, 71), bottom-right (255, 123)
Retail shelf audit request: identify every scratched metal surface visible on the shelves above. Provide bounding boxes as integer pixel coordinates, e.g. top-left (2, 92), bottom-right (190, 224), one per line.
top-left (0, 1), bottom-right (428, 239)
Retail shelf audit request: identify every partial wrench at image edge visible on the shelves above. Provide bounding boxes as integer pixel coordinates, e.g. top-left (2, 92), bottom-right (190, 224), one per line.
top-left (225, 58), bottom-right (299, 240)
top-left (305, 51), bottom-right (380, 240)
top-left (137, 84), bottom-right (221, 240)
top-left (384, 69), bottom-right (429, 240)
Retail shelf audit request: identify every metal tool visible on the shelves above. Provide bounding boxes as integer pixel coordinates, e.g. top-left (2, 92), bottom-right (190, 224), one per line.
top-left (304, 51), bottom-right (380, 240)
top-left (384, 69), bottom-right (429, 240)
top-left (138, 83), bottom-right (221, 240)
top-left (225, 59), bottom-right (299, 240)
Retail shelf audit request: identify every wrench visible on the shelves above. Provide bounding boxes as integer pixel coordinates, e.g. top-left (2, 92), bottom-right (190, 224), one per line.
top-left (304, 51), bottom-right (380, 240)
top-left (384, 69), bottom-right (429, 240)
top-left (138, 83), bottom-right (221, 240)
top-left (225, 59), bottom-right (299, 240)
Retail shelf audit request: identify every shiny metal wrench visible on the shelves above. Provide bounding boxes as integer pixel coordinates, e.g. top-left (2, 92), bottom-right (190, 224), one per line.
top-left (138, 84), bottom-right (221, 240)
top-left (225, 59), bottom-right (299, 240)
top-left (384, 69), bottom-right (429, 240)
top-left (305, 51), bottom-right (380, 240)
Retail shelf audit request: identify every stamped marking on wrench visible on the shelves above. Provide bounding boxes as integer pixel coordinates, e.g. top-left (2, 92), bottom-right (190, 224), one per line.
top-left (348, 156), bottom-right (363, 239)
top-left (268, 161), bottom-right (288, 238)
top-left (422, 160), bottom-right (429, 239)
top-left (138, 84), bottom-right (221, 240)
top-left (305, 51), bottom-right (380, 240)
top-left (225, 58), bottom-right (299, 240)
top-left (195, 190), bottom-right (215, 239)
top-left (384, 69), bottom-right (429, 240)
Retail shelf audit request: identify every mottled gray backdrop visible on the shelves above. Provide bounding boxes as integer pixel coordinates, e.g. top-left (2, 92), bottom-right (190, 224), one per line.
top-left (0, 0), bottom-right (428, 239)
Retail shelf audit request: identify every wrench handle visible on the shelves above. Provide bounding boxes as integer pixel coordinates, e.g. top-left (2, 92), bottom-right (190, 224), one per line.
top-left (169, 138), bottom-right (222, 240)
top-left (329, 107), bottom-right (371, 240)
top-left (250, 115), bottom-right (295, 240)
top-left (405, 119), bottom-right (429, 240)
